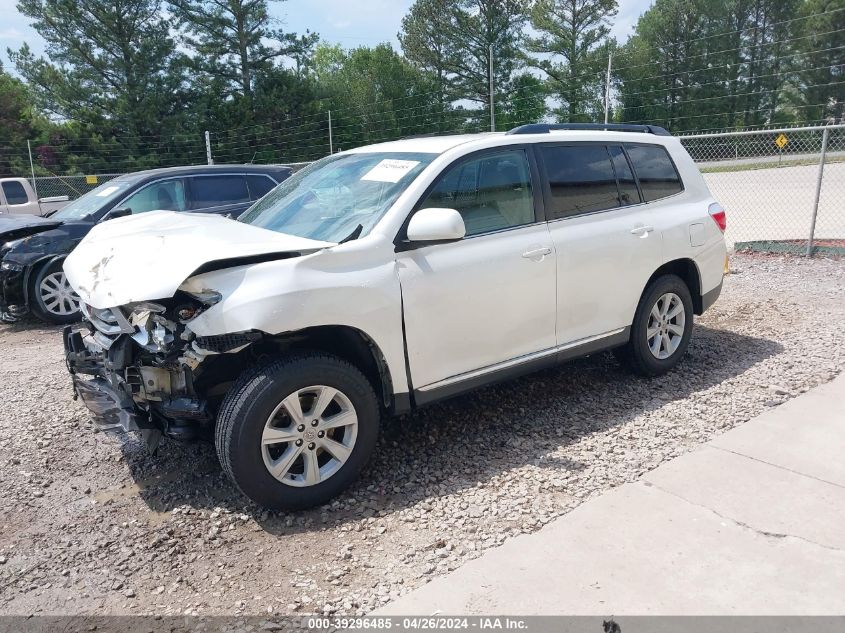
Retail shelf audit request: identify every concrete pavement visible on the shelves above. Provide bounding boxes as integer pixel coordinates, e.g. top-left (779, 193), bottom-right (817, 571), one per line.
top-left (380, 374), bottom-right (845, 615)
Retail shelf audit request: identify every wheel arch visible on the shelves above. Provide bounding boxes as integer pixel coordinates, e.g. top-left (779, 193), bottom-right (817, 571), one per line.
top-left (256, 325), bottom-right (403, 414)
top-left (646, 258), bottom-right (704, 315)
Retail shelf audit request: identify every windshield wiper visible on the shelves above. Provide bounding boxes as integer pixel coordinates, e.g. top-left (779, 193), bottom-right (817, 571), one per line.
top-left (338, 223), bottom-right (363, 244)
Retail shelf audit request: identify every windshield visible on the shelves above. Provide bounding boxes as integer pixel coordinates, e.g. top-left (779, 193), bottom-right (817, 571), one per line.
top-left (52, 179), bottom-right (135, 220)
top-left (239, 152), bottom-right (436, 241)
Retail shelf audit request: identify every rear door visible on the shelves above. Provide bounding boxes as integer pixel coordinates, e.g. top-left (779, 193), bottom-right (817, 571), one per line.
top-left (396, 147), bottom-right (557, 394)
top-left (539, 143), bottom-right (663, 345)
top-left (186, 174), bottom-right (251, 215)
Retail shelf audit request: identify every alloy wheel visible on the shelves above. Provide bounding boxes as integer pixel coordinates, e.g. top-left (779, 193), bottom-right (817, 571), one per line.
top-left (646, 292), bottom-right (686, 360)
top-left (261, 385), bottom-right (359, 487)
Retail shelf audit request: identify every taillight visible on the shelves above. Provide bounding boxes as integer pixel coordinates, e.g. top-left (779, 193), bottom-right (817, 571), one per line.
top-left (708, 202), bottom-right (726, 233)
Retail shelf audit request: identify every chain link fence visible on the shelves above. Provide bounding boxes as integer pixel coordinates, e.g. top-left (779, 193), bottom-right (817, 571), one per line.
top-left (16, 126), bottom-right (845, 257)
top-left (680, 124), bottom-right (845, 255)
top-left (30, 173), bottom-right (124, 200)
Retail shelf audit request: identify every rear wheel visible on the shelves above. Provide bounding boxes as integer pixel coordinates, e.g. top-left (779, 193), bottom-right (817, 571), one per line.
top-left (614, 274), bottom-right (693, 377)
top-left (30, 259), bottom-right (82, 325)
top-left (215, 353), bottom-right (380, 511)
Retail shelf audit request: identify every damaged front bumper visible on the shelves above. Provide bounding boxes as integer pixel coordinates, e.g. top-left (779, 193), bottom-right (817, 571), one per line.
top-left (0, 260), bottom-right (27, 322)
top-left (71, 374), bottom-right (164, 449)
top-left (63, 306), bottom-right (229, 448)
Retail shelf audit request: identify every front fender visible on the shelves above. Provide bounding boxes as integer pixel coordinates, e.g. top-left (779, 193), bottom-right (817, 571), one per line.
top-left (182, 244), bottom-right (409, 394)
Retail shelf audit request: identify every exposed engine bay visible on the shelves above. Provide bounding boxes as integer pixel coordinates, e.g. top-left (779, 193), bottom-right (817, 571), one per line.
top-left (64, 291), bottom-right (260, 449)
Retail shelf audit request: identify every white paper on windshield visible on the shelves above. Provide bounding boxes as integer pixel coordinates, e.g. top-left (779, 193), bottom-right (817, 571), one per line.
top-left (95, 186), bottom-right (120, 197)
top-left (361, 159), bottom-right (420, 183)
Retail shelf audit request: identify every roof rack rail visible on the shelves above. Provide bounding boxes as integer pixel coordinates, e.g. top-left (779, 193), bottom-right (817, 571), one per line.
top-left (506, 123), bottom-right (671, 136)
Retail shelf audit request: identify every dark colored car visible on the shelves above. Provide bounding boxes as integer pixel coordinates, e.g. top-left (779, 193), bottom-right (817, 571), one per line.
top-left (0, 164), bottom-right (292, 325)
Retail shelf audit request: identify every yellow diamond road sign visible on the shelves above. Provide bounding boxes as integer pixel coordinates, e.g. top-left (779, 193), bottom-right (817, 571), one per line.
top-left (775, 133), bottom-right (788, 149)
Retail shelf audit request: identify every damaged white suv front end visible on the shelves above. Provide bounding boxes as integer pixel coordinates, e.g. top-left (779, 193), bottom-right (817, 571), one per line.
top-left (63, 210), bottom-right (338, 448)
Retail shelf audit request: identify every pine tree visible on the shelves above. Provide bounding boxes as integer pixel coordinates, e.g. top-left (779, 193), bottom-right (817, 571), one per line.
top-left (527, 0), bottom-right (619, 122)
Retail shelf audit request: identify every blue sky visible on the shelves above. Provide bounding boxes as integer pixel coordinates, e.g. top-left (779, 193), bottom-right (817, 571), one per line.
top-left (0, 0), bottom-right (653, 71)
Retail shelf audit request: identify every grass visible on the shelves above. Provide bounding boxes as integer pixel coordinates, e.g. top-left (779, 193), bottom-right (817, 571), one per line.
top-left (700, 154), bottom-right (845, 174)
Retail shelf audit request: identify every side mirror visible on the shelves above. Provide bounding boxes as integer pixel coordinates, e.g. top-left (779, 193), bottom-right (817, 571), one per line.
top-left (406, 208), bottom-right (466, 243)
top-left (101, 207), bottom-right (131, 221)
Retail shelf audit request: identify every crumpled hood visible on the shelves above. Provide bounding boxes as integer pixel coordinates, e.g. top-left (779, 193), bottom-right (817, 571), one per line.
top-left (64, 211), bottom-right (335, 308)
top-left (0, 214), bottom-right (62, 240)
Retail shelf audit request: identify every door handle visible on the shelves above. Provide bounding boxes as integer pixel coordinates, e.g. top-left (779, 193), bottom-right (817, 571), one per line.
top-left (630, 225), bottom-right (655, 237)
top-left (522, 246), bottom-right (552, 259)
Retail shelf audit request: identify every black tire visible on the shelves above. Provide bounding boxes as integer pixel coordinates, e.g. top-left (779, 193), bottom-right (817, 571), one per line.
top-left (614, 274), bottom-right (694, 377)
top-left (29, 259), bottom-right (82, 325)
top-left (215, 352), bottom-right (380, 511)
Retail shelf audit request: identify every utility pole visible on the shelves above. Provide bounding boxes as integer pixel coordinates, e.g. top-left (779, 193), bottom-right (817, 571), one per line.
top-left (27, 140), bottom-right (38, 198)
top-left (204, 131), bottom-right (213, 165)
top-left (604, 50), bottom-right (613, 125)
top-left (328, 110), bottom-right (334, 154)
top-left (489, 44), bottom-right (495, 132)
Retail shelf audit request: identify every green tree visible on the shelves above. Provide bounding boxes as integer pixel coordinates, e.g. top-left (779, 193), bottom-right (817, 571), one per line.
top-left (792, 0), bottom-right (843, 124)
top-left (9, 0), bottom-right (186, 146)
top-left (498, 73), bottom-right (549, 129)
top-left (444, 0), bottom-right (529, 112)
top-left (615, 0), bottom-right (806, 132)
top-left (198, 66), bottom-right (323, 164)
top-left (313, 43), bottom-right (440, 151)
top-left (0, 62), bottom-right (42, 176)
top-left (399, 0), bottom-right (455, 129)
top-left (169, 0), bottom-right (318, 98)
top-left (527, 0), bottom-right (618, 122)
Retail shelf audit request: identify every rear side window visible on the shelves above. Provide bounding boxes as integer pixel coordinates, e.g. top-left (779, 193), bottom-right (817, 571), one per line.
top-left (626, 145), bottom-right (683, 202)
top-left (608, 146), bottom-right (641, 206)
top-left (540, 145), bottom-right (619, 218)
top-left (190, 175), bottom-right (249, 209)
top-left (2, 181), bottom-right (29, 205)
top-left (246, 175), bottom-right (277, 200)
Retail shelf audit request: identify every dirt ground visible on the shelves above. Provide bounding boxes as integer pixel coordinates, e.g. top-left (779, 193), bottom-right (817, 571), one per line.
top-left (1, 253), bottom-right (843, 616)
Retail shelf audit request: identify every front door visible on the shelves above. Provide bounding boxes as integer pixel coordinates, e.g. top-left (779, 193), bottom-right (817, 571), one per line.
top-left (396, 147), bottom-right (557, 392)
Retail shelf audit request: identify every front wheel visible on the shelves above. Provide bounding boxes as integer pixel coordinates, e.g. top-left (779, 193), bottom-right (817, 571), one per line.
top-left (30, 259), bottom-right (82, 325)
top-left (614, 274), bottom-right (694, 377)
top-left (215, 353), bottom-right (380, 511)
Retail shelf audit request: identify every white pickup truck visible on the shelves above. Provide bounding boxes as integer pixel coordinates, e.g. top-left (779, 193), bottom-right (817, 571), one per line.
top-left (0, 177), bottom-right (69, 216)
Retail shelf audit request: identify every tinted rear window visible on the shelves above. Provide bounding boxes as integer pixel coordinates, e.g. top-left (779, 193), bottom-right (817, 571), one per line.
top-left (608, 146), bottom-right (641, 206)
top-left (2, 181), bottom-right (28, 205)
top-left (246, 175), bottom-right (277, 200)
top-left (190, 175), bottom-right (249, 209)
top-left (626, 145), bottom-right (683, 202)
top-left (540, 145), bottom-right (619, 218)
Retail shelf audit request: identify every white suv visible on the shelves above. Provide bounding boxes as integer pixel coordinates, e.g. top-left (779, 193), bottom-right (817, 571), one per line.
top-left (63, 124), bottom-right (726, 510)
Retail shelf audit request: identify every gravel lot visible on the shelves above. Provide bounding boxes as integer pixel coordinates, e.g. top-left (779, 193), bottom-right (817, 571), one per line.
top-left (1, 253), bottom-right (843, 616)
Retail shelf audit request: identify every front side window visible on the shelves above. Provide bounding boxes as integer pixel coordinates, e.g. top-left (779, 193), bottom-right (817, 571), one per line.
top-left (625, 144), bottom-right (683, 202)
top-left (240, 152), bottom-right (436, 242)
top-left (190, 175), bottom-right (249, 209)
top-left (2, 181), bottom-right (28, 205)
top-left (419, 149), bottom-right (535, 237)
top-left (51, 179), bottom-right (134, 220)
top-left (120, 179), bottom-right (187, 214)
top-left (540, 145), bottom-right (619, 219)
